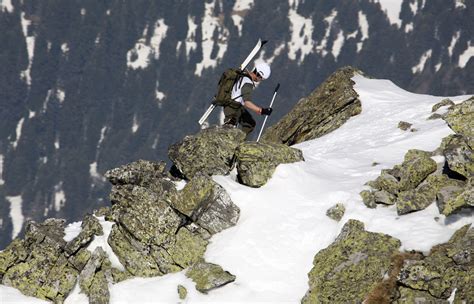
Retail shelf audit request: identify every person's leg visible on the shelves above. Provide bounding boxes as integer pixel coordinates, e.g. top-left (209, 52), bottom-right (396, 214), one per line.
top-left (224, 105), bottom-right (241, 126)
top-left (239, 109), bottom-right (256, 138)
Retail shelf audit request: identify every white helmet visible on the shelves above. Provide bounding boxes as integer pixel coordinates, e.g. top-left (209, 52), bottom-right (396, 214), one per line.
top-left (254, 61), bottom-right (271, 80)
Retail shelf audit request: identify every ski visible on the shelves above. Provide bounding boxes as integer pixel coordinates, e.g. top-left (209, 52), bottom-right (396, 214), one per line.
top-left (198, 39), bottom-right (267, 126)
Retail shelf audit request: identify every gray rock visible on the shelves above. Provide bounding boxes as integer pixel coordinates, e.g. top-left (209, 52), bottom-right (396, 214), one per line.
top-left (185, 261), bottom-right (236, 294)
top-left (261, 66), bottom-right (362, 145)
top-left (436, 184), bottom-right (466, 215)
top-left (398, 121), bottom-right (412, 131)
top-left (326, 203), bottom-right (345, 221)
top-left (235, 142), bottom-right (304, 187)
top-left (168, 126), bottom-right (246, 179)
top-left (373, 190), bottom-right (396, 205)
top-left (442, 134), bottom-right (473, 179)
top-left (443, 96), bottom-right (474, 138)
top-left (432, 98), bottom-right (454, 112)
top-left (170, 174), bottom-right (240, 235)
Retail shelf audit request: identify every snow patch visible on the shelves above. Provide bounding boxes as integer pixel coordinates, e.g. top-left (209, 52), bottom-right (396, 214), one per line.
top-left (7, 195), bottom-right (24, 239)
top-left (56, 88), bottom-right (65, 103)
top-left (332, 30), bottom-right (344, 59)
top-left (448, 31), bottom-right (460, 57)
top-left (29, 110), bottom-right (36, 118)
top-left (316, 10), bottom-right (337, 57)
top-left (412, 49), bottom-right (432, 73)
top-left (54, 183), bottom-right (66, 212)
top-left (63, 221), bottom-right (83, 242)
top-left (61, 43), bottom-right (69, 54)
top-left (20, 13), bottom-right (35, 86)
top-left (405, 22), bottom-right (413, 33)
top-left (89, 162), bottom-right (105, 182)
top-left (195, 0), bottom-right (229, 76)
top-left (98, 126), bottom-right (107, 148)
top-left (458, 41), bottom-right (474, 68)
top-left (126, 19), bottom-right (168, 70)
top-left (132, 115), bottom-right (139, 133)
top-left (231, 0), bottom-right (254, 35)
top-left (287, 0), bottom-right (314, 63)
top-left (54, 136), bottom-right (60, 149)
top-left (87, 216), bottom-right (125, 271)
top-left (12, 117), bottom-right (25, 149)
top-left (185, 15), bottom-right (198, 58)
top-left (1, 0), bottom-right (14, 12)
top-left (373, 0), bottom-right (403, 27)
top-left (409, 1), bottom-right (418, 15)
top-left (80, 8), bottom-right (86, 16)
top-left (155, 81), bottom-right (165, 107)
top-left (455, 0), bottom-right (466, 9)
top-left (357, 11), bottom-right (369, 52)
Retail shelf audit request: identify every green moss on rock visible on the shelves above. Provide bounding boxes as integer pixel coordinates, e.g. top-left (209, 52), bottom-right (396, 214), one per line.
top-left (185, 261), bottom-right (236, 294)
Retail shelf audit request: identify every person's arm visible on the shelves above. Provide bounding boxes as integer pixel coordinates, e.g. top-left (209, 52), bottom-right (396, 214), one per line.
top-left (243, 100), bottom-right (262, 114)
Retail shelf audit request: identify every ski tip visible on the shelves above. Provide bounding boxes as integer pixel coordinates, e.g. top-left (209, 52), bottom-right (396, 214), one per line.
top-left (275, 83), bottom-right (280, 92)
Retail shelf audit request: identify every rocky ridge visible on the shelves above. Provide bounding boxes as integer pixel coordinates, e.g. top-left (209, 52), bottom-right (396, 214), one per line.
top-left (1, 69), bottom-right (472, 303)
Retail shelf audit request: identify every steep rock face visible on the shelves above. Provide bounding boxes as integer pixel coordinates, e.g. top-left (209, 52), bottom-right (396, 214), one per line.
top-left (261, 67), bottom-right (362, 145)
top-left (168, 127), bottom-right (246, 179)
top-left (302, 219), bottom-right (401, 303)
top-left (235, 142), bottom-right (304, 187)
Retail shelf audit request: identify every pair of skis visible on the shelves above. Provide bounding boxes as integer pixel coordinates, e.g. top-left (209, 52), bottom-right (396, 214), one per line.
top-left (198, 39), bottom-right (267, 126)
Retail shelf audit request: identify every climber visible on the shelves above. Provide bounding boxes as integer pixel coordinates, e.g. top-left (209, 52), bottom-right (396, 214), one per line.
top-left (223, 61), bottom-right (273, 138)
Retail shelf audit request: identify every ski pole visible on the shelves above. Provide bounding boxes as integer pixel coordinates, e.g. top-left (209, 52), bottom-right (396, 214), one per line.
top-left (257, 83), bottom-right (280, 142)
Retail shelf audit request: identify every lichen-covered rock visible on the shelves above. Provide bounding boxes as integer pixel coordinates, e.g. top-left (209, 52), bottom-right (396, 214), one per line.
top-left (432, 98), bottom-right (455, 112)
top-left (302, 219), bottom-right (401, 303)
top-left (326, 203), bottom-right (345, 221)
top-left (108, 223), bottom-right (162, 277)
top-left (373, 190), bottom-right (396, 205)
top-left (374, 169), bottom-right (401, 195)
top-left (360, 189), bottom-right (376, 208)
top-left (0, 239), bottom-right (27, 276)
top-left (396, 174), bottom-right (456, 215)
top-left (442, 134), bottom-right (473, 179)
top-left (436, 183), bottom-right (466, 215)
top-left (167, 227), bottom-right (208, 268)
top-left (1, 219), bottom-right (78, 302)
top-left (398, 150), bottom-right (437, 191)
top-left (443, 96), bottom-right (474, 138)
top-left (171, 174), bottom-right (240, 235)
top-left (104, 159), bottom-right (177, 199)
top-left (109, 185), bottom-right (182, 246)
top-left (397, 224), bottom-right (473, 301)
top-left (65, 214), bottom-right (103, 256)
top-left (441, 181), bottom-right (474, 216)
top-left (79, 247), bottom-right (110, 304)
top-left (168, 126), bottom-right (246, 179)
top-left (177, 285), bottom-right (187, 300)
top-left (395, 287), bottom-right (449, 303)
top-left (235, 142), bottom-right (304, 187)
top-left (261, 67), bottom-right (362, 145)
top-left (185, 261), bottom-right (236, 294)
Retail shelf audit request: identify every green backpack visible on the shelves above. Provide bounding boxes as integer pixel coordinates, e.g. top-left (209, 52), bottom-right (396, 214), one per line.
top-left (214, 68), bottom-right (250, 106)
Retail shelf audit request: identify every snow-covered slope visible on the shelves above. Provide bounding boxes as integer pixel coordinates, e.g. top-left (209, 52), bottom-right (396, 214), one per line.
top-left (1, 75), bottom-right (472, 303)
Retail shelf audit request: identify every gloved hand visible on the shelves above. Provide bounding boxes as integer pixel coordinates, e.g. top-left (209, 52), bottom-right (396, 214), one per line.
top-left (261, 107), bottom-right (273, 116)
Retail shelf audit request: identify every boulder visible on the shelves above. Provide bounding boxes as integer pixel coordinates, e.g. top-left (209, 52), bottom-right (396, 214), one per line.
top-left (360, 190), bottom-right (377, 208)
top-left (177, 285), bottom-right (187, 300)
top-left (1, 219), bottom-right (79, 303)
top-left (442, 134), bottom-right (473, 179)
top-left (185, 261), bottom-right (236, 294)
top-left (171, 174), bottom-right (240, 235)
top-left (373, 190), bottom-right (396, 205)
top-left (443, 96), bottom-right (474, 138)
top-left (398, 150), bottom-right (437, 191)
top-left (439, 180), bottom-right (473, 216)
top-left (436, 183), bottom-right (467, 215)
top-left (235, 142), bottom-right (304, 187)
top-left (396, 174), bottom-right (457, 215)
top-left (432, 98), bottom-right (454, 112)
top-left (261, 66), bottom-right (362, 145)
top-left (397, 224), bottom-right (473, 301)
top-left (398, 121), bottom-right (412, 131)
top-left (302, 219), bottom-right (401, 303)
top-left (105, 159), bottom-right (177, 198)
top-left (326, 203), bottom-right (345, 221)
top-left (79, 247), bottom-right (110, 304)
top-left (168, 126), bottom-right (246, 179)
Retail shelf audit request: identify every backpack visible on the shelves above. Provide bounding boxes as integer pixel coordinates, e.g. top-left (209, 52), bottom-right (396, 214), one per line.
top-left (214, 68), bottom-right (250, 106)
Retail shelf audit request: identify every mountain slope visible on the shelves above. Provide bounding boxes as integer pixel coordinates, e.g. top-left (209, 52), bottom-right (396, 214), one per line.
top-left (1, 73), bottom-right (472, 303)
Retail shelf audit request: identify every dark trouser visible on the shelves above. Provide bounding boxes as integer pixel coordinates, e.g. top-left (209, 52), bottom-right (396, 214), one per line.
top-left (224, 104), bottom-right (256, 138)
